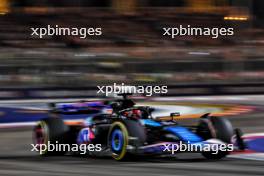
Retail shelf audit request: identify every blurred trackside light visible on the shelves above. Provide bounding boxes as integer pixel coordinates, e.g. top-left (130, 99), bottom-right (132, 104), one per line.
top-left (224, 16), bottom-right (248, 21)
top-left (0, 0), bottom-right (9, 15)
top-left (188, 52), bottom-right (210, 56)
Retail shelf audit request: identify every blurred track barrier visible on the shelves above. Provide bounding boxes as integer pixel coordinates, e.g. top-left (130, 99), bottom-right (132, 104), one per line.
top-left (156, 105), bottom-right (254, 120)
top-left (1, 83), bottom-right (264, 99)
top-left (0, 100), bottom-right (254, 126)
top-left (229, 133), bottom-right (264, 161)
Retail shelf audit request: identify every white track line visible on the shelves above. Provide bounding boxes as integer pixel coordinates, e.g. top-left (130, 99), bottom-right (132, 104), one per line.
top-left (229, 153), bottom-right (264, 161)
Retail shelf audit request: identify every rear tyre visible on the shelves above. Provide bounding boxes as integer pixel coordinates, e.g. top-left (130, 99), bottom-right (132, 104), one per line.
top-left (108, 120), bottom-right (146, 161)
top-left (33, 117), bottom-right (69, 156)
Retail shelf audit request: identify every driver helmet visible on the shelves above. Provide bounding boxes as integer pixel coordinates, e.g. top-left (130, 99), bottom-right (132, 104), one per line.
top-left (131, 109), bottom-right (142, 119)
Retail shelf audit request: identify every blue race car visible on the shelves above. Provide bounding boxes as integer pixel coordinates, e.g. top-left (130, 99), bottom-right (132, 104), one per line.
top-left (33, 96), bottom-right (245, 161)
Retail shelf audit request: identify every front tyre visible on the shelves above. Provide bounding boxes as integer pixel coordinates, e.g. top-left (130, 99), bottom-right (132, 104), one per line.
top-left (197, 116), bottom-right (234, 160)
top-left (33, 117), bottom-right (69, 156)
top-left (202, 151), bottom-right (229, 160)
top-left (197, 116), bottom-right (234, 143)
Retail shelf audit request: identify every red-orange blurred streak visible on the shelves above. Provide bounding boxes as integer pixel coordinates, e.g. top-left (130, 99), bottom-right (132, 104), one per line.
top-left (65, 121), bottom-right (83, 126)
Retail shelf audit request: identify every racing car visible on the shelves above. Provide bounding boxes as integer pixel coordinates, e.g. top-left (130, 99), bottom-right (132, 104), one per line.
top-left (33, 95), bottom-right (245, 161)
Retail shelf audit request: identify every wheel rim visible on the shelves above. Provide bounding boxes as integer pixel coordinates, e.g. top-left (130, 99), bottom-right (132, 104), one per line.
top-left (33, 121), bottom-right (48, 153)
top-left (111, 129), bottom-right (124, 153)
top-left (109, 122), bottom-right (129, 160)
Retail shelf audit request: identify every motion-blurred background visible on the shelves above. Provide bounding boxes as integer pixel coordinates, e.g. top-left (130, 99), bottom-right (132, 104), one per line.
top-left (0, 0), bottom-right (263, 98)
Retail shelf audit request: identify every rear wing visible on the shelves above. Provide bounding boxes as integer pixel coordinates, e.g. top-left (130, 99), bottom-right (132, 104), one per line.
top-left (49, 101), bottom-right (108, 114)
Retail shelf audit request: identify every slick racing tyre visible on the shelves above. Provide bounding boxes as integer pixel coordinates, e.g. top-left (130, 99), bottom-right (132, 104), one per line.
top-left (202, 150), bottom-right (229, 160)
top-left (197, 116), bottom-right (234, 159)
top-left (33, 117), bottom-right (69, 156)
top-left (210, 116), bottom-right (234, 143)
top-left (108, 120), bottom-right (146, 161)
top-left (197, 116), bottom-right (234, 143)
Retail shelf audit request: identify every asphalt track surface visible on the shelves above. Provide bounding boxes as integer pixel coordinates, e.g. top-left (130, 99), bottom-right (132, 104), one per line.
top-left (0, 95), bottom-right (264, 176)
